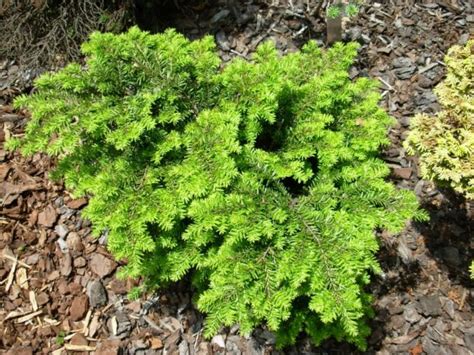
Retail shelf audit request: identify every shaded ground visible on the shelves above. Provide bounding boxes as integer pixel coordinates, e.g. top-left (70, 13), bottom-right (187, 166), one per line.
top-left (1, 0), bottom-right (473, 354)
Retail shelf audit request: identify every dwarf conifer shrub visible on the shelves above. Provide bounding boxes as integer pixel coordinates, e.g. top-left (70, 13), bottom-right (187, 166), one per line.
top-left (8, 27), bottom-right (426, 349)
top-left (405, 40), bottom-right (474, 200)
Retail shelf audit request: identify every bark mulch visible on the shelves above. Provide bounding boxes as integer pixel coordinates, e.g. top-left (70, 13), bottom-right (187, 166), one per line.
top-left (1, 0), bottom-right (473, 354)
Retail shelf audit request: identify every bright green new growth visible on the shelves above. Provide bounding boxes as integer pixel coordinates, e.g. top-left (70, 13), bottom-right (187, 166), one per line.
top-left (327, 1), bottom-right (363, 19)
top-left (9, 27), bottom-right (426, 349)
top-left (405, 40), bottom-right (474, 200)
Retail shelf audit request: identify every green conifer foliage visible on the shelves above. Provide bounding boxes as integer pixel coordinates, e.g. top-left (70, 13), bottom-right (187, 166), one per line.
top-left (8, 27), bottom-right (427, 349)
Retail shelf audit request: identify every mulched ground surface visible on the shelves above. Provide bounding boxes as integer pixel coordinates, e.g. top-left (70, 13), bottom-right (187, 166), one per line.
top-left (1, 0), bottom-right (473, 354)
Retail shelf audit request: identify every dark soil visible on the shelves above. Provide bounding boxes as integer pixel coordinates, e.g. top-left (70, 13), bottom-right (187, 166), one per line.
top-left (1, 1), bottom-right (473, 354)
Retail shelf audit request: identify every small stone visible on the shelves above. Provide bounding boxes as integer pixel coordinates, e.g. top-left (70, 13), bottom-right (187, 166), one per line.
top-left (37, 204), bottom-right (58, 227)
top-left (90, 253), bottom-right (117, 278)
top-left (87, 280), bottom-right (108, 308)
top-left (66, 197), bottom-right (88, 209)
top-left (418, 294), bottom-right (442, 317)
top-left (54, 224), bottom-right (69, 238)
top-left (70, 295), bottom-right (89, 321)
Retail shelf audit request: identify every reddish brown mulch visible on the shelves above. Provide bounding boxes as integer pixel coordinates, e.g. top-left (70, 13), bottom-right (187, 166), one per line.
top-left (1, 1), bottom-right (473, 354)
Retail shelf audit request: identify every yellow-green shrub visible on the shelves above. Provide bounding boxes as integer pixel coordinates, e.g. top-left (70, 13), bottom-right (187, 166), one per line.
top-left (405, 40), bottom-right (474, 199)
top-left (9, 27), bottom-right (427, 349)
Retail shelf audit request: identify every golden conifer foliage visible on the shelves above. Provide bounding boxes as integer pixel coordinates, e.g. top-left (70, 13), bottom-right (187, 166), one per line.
top-left (405, 40), bottom-right (474, 199)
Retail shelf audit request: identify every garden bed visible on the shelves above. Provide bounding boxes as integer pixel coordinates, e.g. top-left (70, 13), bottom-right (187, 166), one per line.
top-left (1, 0), bottom-right (473, 354)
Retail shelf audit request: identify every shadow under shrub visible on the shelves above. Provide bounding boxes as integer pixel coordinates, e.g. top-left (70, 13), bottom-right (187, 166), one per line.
top-left (8, 27), bottom-right (427, 349)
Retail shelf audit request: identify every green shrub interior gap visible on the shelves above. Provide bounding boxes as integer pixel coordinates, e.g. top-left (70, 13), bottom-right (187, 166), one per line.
top-left (8, 27), bottom-right (427, 349)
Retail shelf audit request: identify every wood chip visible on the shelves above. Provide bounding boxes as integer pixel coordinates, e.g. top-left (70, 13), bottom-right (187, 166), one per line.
top-left (17, 310), bottom-right (42, 323)
top-left (100, 303), bottom-right (114, 315)
top-left (43, 317), bottom-right (60, 325)
top-left (16, 267), bottom-right (29, 289)
top-left (5, 255), bottom-right (17, 292)
top-left (418, 62), bottom-right (438, 74)
top-left (143, 315), bottom-right (163, 333)
top-left (29, 290), bottom-right (38, 311)
top-left (110, 315), bottom-right (118, 336)
top-left (82, 309), bottom-right (92, 335)
top-left (88, 313), bottom-right (101, 337)
top-left (5, 310), bottom-right (25, 321)
top-left (459, 289), bottom-right (467, 310)
top-left (64, 333), bottom-right (77, 341)
top-left (2, 251), bottom-right (32, 269)
top-left (64, 344), bottom-right (96, 352)
top-left (51, 349), bottom-right (63, 355)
